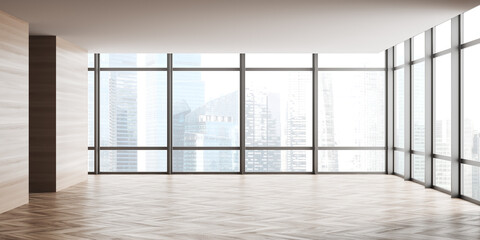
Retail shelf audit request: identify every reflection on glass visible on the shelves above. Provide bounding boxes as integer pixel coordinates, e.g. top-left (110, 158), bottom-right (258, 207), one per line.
top-left (100, 71), bottom-right (167, 147)
top-left (246, 54), bottom-right (311, 67)
top-left (246, 72), bottom-right (312, 146)
top-left (173, 71), bottom-right (239, 147)
top-left (434, 158), bottom-right (451, 191)
top-left (395, 70), bottom-right (405, 148)
top-left (173, 150), bottom-right (239, 172)
top-left (394, 151), bottom-right (404, 175)
top-left (173, 54), bottom-right (239, 67)
top-left (318, 71), bottom-right (385, 147)
top-left (100, 54), bottom-right (167, 67)
top-left (318, 52), bottom-right (385, 68)
top-left (395, 42), bottom-right (404, 66)
top-left (88, 150), bottom-right (94, 172)
top-left (412, 154), bottom-right (425, 182)
top-left (463, 5), bottom-right (480, 44)
top-left (413, 33), bottom-right (425, 60)
top-left (88, 71), bottom-right (94, 147)
top-left (413, 62), bottom-right (425, 151)
top-left (434, 54), bottom-right (451, 156)
top-left (461, 164), bottom-right (480, 201)
top-left (463, 45), bottom-right (480, 161)
top-left (246, 150), bottom-right (312, 172)
top-left (318, 150), bottom-right (384, 172)
top-left (100, 150), bottom-right (167, 172)
top-left (434, 20), bottom-right (451, 53)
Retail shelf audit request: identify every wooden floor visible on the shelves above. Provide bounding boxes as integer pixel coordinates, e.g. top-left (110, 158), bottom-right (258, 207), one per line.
top-left (1, 175), bottom-right (479, 239)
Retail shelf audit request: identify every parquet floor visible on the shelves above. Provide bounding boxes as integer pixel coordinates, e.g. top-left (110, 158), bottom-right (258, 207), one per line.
top-left (0, 175), bottom-right (479, 239)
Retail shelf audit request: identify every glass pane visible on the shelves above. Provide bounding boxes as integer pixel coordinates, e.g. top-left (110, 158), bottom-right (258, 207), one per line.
top-left (434, 20), bottom-right (451, 53)
top-left (462, 164), bottom-right (480, 201)
top-left (173, 150), bottom-right (239, 172)
top-left (173, 71), bottom-right (239, 147)
top-left (317, 52), bottom-right (384, 68)
top-left (246, 72), bottom-right (312, 147)
top-left (246, 54), bottom-right (311, 67)
top-left (100, 54), bottom-right (167, 68)
top-left (246, 150), bottom-right (312, 172)
top-left (88, 71), bottom-right (94, 147)
top-left (394, 151), bottom-right (404, 175)
top-left (88, 53), bottom-right (94, 68)
top-left (88, 150), bottom-right (94, 172)
top-left (173, 54), bottom-right (239, 67)
top-left (412, 154), bottom-right (425, 182)
top-left (463, 5), bottom-right (480, 43)
top-left (463, 45), bottom-right (480, 161)
top-left (100, 150), bottom-right (167, 172)
top-left (318, 150), bottom-right (384, 172)
top-left (318, 71), bottom-right (385, 147)
top-left (413, 32), bottom-right (425, 60)
top-left (394, 70), bottom-right (405, 148)
top-left (100, 71), bottom-right (167, 147)
top-left (412, 62), bottom-right (425, 151)
top-left (434, 158), bottom-right (451, 191)
top-left (434, 54), bottom-right (451, 156)
top-left (395, 42), bottom-right (404, 66)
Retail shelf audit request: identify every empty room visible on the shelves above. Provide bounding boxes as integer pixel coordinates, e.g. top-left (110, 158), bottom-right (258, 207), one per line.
top-left (1, 0), bottom-right (480, 239)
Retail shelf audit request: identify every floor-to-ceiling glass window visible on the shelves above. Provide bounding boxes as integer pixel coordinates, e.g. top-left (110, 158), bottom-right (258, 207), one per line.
top-left (88, 53), bottom-right (387, 174)
top-left (99, 54), bottom-right (168, 172)
top-left (172, 54), bottom-right (239, 172)
top-left (394, 42), bottom-right (406, 175)
top-left (317, 53), bottom-right (385, 172)
top-left (412, 33), bottom-right (426, 182)
top-left (433, 20), bottom-right (452, 191)
top-left (461, 5), bottom-right (480, 201)
top-left (246, 54), bottom-right (312, 172)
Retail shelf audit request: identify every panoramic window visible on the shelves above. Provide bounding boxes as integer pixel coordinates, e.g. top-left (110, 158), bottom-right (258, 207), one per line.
top-left (412, 155), bottom-right (425, 182)
top-left (412, 62), bottom-right (425, 152)
top-left (434, 20), bottom-right (451, 53)
top-left (317, 53), bottom-right (384, 68)
top-left (173, 54), bottom-right (239, 172)
top-left (461, 22), bottom-right (480, 201)
top-left (395, 42), bottom-right (404, 66)
top-left (317, 53), bottom-right (385, 172)
top-left (173, 54), bottom-right (238, 68)
top-left (413, 33), bottom-right (425, 61)
top-left (462, 164), bottom-right (480, 201)
top-left (100, 53), bottom-right (166, 68)
top-left (100, 71), bottom-right (167, 172)
top-left (100, 71), bottom-right (167, 147)
top-left (246, 70), bottom-right (312, 172)
top-left (462, 44), bottom-right (480, 162)
top-left (395, 151), bottom-right (405, 176)
top-left (88, 52), bottom-right (387, 174)
top-left (394, 70), bottom-right (405, 149)
top-left (394, 42), bottom-right (405, 176)
top-left (246, 54), bottom-right (311, 68)
top-left (463, 5), bottom-right (480, 44)
top-left (172, 71), bottom-right (239, 147)
top-left (434, 158), bottom-right (451, 191)
top-left (412, 61), bottom-right (425, 182)
top-left (433, 54), bottom-right (451, 157)
top-left (318, 72), bottom-right (384, 147)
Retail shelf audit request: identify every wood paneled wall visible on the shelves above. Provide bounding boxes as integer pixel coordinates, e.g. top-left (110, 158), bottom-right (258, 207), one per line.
top-left (55, 37), bottom-right (88, 191)
top-left (0, 10), bottom-right (29, 214)
top-left (30, 36), bottom-right (88, 193)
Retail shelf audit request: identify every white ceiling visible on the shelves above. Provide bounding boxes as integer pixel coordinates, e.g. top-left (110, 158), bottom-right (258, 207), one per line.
top-left (1, 0), bottom-right (479, 53)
